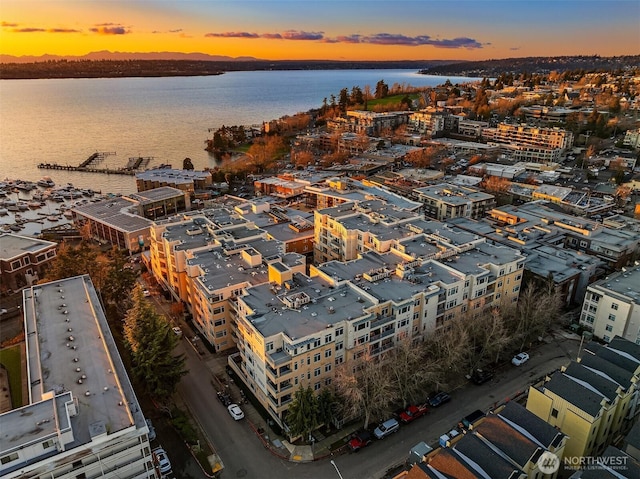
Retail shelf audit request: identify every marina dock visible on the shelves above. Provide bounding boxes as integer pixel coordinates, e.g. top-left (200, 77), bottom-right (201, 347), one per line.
top-left (37, 152), bottom-right (154, 176)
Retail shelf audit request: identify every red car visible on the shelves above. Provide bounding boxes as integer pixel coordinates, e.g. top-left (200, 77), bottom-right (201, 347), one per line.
top-left (399, 404), bottom-right (429, 423)
top-left (348, 430), bottom-right (373, 452)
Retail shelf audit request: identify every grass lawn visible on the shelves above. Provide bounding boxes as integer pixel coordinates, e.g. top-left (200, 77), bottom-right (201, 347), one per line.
top-left (366, 93), bottom-right (420, 109)
top-left (0, 345), bottom-right (23, 407)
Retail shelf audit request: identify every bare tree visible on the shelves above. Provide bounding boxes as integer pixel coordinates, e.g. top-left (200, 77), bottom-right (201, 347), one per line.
top-left (385, 338), bottom-right (440, 407)
top-left (334, 352), bottom-right (396, 429)
top-left (462, 308), bottom-right (510, 374)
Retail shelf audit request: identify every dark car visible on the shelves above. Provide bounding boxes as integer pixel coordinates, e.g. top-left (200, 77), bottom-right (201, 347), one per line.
top-left (428, 392), bottom-right (451, 408)
top-left (348, 430), bottom-right (373, 452)
top-left (470, 368), bottom-right (494, 385)
top-left (399, 404), bottom-right (429, 424)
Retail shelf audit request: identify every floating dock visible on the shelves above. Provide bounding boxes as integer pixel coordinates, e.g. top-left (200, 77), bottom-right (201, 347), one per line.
top-left (37, 152), bottom-right (153, 176)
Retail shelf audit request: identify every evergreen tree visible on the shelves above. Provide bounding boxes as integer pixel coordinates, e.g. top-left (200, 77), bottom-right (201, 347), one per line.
top-left (285, 385), bottom-right (318, 440)
top-left (182, 157), bottom-right (194, 170)
top-left (123, 285), bottom-right (187, 403)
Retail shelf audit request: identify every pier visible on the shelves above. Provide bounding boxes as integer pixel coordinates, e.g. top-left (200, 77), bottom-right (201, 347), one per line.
top-left (37, 152), bottom-right (153, 176)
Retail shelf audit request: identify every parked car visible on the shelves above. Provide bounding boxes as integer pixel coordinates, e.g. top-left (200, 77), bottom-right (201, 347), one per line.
top-left (227, 403), bottom-right (245, 420)
top-left (143, 289), bottom-right (151, 297)
top-left (427, 392), bottom-right (451, 408)
top-left (217, 391), bottom-right (232, 407)
top-left (145, 419), bottom-right (156, 441)
top-left (348, 430), bottom-right (373, 452)
top-left (373, 418), bottom-right (400, 439)
top-left (470, 368), bottom-right (494, 385)
top-left (152, 447), bottom-right (172, 475)
top-left (512, 352), bottom-right (530, 366)
top-left (172, 326), bottom-right (183, 338)
top-left (399, 404), bottom-right (429, 424)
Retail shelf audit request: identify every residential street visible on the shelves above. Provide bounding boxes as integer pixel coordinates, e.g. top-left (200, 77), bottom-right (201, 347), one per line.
top-left (173, 329), bottom-right (581, 479)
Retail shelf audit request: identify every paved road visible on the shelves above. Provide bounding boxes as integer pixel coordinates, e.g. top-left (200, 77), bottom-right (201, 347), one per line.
top-left (174, 331), bottom-right (580, 479)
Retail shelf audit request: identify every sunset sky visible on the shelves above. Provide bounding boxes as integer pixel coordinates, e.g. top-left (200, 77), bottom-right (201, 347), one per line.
top-left (2, 0), bottom-right (639, 61)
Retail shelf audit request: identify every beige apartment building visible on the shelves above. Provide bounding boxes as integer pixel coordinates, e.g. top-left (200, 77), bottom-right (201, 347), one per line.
top-left (232, 233), bottom-right (524, 427)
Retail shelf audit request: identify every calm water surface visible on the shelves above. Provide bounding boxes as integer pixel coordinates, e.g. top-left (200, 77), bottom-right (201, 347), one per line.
top-left (0, 70), bottom-right (477, 194)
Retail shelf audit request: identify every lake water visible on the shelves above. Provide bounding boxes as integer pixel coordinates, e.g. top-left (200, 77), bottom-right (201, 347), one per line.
top-left (0, 70), bottom-right (477, 194)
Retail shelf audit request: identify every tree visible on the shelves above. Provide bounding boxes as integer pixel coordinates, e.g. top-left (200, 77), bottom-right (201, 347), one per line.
top-left (123, 285), bottom-right (187, 404)
top-left (334, 352), bottom-right (396, 429)
top-left (182, 157), bottom-right (194, 170)
top-left (375, 80), bottom-right (389, 99)
top-left (461, 308), bottom-right (510, 374)
top-left (316, 388), bottom-right (336, 430)
top-left (285, 385), bottom-right (318, 440)
top-left (386, 338), bottom-right (438, 407)
top-left (503, 282), bottom-right (562, 351)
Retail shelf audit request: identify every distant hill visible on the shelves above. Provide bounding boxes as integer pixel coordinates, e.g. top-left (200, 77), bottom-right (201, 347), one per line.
top-left (419, 55), bottom-right (640, 77)
top-left (0, 50), bottom-right (260, 64)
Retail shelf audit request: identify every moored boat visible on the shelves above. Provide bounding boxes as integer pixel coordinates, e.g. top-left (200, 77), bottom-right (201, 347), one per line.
top-left (37, 176), bottom-right (55, 188)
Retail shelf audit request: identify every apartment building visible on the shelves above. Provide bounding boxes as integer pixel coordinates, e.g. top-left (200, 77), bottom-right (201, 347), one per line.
top-left (0, 233), bottom-right (57, 291)
top-left (313, 199), bottom-right (421, 263)
top-left (135, 168), bottom-right (212, 194)
top-left (527, 336), bottom-right (640, 459)
top-left (0, 275), bottom-right (155, 479)
top-left (414, 183), bottom-right (496, 221)
top-left (579, 265), bottom-right (640, 344)
top-left (488, 123), bottom-right (574, 162)
top-left (486, 202), bottom-right (640, 269)
top-left (72, 196), bottom-right (153, 252)
top-left (408, 109), bottom-right (458, 137)
top-left (126, 186), bottom-right (191, 219)
top-left (327, 110), bottom-right (410, 136)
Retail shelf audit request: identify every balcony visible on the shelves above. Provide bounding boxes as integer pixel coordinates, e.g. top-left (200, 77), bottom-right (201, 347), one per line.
top-left (268, 349), bottom-right (292, 367)
top-left (279, 381), bottom-right (293, 392)
top-left (369, 314), bottom-right (395, 329)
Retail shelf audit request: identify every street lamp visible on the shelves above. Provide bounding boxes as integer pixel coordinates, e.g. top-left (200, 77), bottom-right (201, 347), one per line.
top-left (331, 459), bottom-right (345, 479)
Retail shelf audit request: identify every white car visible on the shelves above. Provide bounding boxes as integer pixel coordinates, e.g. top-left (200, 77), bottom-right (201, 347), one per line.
top-left (172, 326), bottom-right (183, 338)
top-left (227, 403), bottom-right (244, 420)
top-left (512, 352), bottom-right (530, 366)
top-left (152, 447), bottom-right (171, 474)
top-left (143, 289), bottom-right (151, 297)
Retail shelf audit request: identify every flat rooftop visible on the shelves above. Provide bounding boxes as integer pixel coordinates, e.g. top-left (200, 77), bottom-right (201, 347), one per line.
top-left (73, 197), bottom-right (152, 233)
top-left (127, 186), bottom-right (185, 203)
top-left (3, 276), bottom-right (145, 460)
top-left (0, 233), bottom-right (56, 261)
top-left (591, 265), bottom-right (640, 304)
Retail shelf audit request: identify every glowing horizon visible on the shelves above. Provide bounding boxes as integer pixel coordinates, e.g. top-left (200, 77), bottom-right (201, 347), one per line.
top-left (2, 1), bottom-right (639, 61)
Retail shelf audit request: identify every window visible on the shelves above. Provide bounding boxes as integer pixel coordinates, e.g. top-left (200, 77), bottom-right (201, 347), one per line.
top-left (356, 322), bottom-right (367, 331)
top-left (214, 319), bottom-right (225, 327)
top-left (325, 334), bottom-right (332, 343)
top-left (1, 453), bottom-right (19, 465)
top-left (608, 314), bottom-right (616, 322)
top-left (314, 353), bottom-right (321, 362)
top-left (335, 356), bottom-right (343, 365)
top-left (215, 331), bottom-right (226, 338)
top-left (611, 303), bottom-right (619, 310)
top-left (605, 324), bottom-right (613, 332)
top-left (324, 364), bottom-right (332, 373)
top-left (314, 339), bottom-right (321, 348)
top-left (314, 368), bottom-right (321, 377)
top-left (325, 349), bottom-right (332, 358)
top-left (336, 342), bottom-right (343, 351)
top-left (603, 335), bottom-right (611, 342)
top-left (324, 378), bottom-right (332, 386)
top-left (266, 342), bottom-right (274, 352)
top-left (513, 286), bottom-right (520, 293)
top-left (551, 408), bottom-right (558, 418)
top-left (335, 327), bottom-right (344, 336)
top-left (213, 306), bottom-right (225, 314)
top-left (314, 382), bottom-right (321, 391)
top-left (42, 439), bottom-right (55, 449)
top-left (398, 318), bottom-right (409, 328)
top-left (497, 281), bottom-right (503, 288)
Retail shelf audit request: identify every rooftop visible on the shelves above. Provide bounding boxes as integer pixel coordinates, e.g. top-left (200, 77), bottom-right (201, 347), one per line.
top-left (73, 197), bottom-right (152, 233)
top-left (0, 233), bottom-right (57, 261)
top-left (126, 186), bottom-right (186, 204)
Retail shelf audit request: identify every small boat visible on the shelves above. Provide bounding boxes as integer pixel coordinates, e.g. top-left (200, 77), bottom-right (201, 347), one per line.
top-left (9, 224), bottom-right (22, 231)
top-left (37, 177), bottom-right (55, 188)
top-left (0, 208), bottom-right (7, 215)
top-left (15, 181), bottom-right (35, 191)
top-left (28, 201), bottom-right (43, 208)
top-left (17, 201), bottom-right (29, 211)
top-left (47, 215), bottom-right (59, 221)
top-left (50, 195), bottom-right (65, 202)
top-left (6, 201), bottom-right (19, 211)
top-left (63, 210), bottom-right (74, 219)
